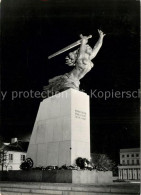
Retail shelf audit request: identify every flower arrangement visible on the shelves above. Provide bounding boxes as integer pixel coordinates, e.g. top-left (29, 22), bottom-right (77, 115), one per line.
top-left (20, 154), bottom-right (116, 172)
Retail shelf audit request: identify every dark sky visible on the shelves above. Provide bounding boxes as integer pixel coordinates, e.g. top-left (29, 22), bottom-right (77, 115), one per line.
top-left (1, 0), bottom-right (140, 163)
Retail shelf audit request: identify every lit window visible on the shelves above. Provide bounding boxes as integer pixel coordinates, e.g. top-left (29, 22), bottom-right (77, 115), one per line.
top-left (21, 155), bottom-right (25, 161)
top-left (9, 154), bottom-right (13, 161)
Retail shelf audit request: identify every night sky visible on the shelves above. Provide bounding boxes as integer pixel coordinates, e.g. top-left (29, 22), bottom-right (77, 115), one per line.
top-left (1, 0), bottom-right (140, 163)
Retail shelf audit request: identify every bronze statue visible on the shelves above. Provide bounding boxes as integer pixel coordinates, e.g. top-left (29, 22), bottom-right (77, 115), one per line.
top-left (44, 30), bottom-right (106, 96)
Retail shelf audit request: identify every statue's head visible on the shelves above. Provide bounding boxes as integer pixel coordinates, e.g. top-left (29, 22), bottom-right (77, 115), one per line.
top-left (65, 49), bottom-right (79, 66)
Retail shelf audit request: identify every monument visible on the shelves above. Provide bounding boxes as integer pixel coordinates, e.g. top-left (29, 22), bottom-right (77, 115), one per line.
top-left (26, 30), bottom-right (111, 183)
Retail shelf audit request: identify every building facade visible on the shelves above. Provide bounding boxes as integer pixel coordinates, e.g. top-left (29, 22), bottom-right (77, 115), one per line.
top-left (0, 138), bottom-right (28, 171)
top-left (118, 148), bottom-right (140, 180)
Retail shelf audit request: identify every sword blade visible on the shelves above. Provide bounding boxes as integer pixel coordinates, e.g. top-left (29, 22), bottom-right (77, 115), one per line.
top-left (48, 35), bottom-right (92, 59)
top-left (48, 41), bottom-right (80, 59)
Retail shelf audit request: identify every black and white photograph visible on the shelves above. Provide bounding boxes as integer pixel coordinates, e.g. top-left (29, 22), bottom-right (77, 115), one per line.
top-left (0, 0), bottom-right (140, 194)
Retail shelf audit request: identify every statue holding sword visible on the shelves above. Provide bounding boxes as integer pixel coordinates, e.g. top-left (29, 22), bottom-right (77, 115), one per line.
top-left (44, 30), bottom-right (106, 97)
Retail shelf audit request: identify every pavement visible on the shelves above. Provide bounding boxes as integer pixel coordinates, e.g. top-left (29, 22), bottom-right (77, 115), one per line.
top-left (0, 181), bottom-right (140, 195)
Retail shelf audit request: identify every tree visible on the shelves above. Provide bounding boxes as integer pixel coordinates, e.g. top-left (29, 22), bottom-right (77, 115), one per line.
top-left (91, 153), bottom-right (116, 171)
top-left (0, 149), bottom-right (8, 171)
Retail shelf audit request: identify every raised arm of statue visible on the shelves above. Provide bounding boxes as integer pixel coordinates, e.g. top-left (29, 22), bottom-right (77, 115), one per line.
top-left (77, 34), bottom-right (89, 59)
top-left (90, 29), bottom-right (106, 60)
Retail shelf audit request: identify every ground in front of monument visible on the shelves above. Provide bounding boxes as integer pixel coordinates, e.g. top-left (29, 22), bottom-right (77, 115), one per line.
top-left (0, 181), bottom-right (140, 195)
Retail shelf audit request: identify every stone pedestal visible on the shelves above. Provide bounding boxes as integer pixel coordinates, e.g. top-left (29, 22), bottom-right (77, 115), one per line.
top-left (0, 170), bottom-right (113, 184)
top-left (27, 89), bottom-right (90, 167)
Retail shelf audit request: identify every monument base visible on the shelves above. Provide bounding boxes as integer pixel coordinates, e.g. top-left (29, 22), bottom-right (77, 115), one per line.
top-left (27, 89), bottom-right (90, 167)
top-left (0, 170), bottom-right (112, 184)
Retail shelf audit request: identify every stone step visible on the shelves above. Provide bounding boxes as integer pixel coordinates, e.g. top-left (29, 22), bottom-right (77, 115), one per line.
top-left (0, 182), bottom-right (140, 195)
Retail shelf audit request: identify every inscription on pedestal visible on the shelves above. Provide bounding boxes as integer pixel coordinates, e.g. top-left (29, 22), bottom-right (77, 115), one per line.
top-left (75, 109), bottom-right (86, 120)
